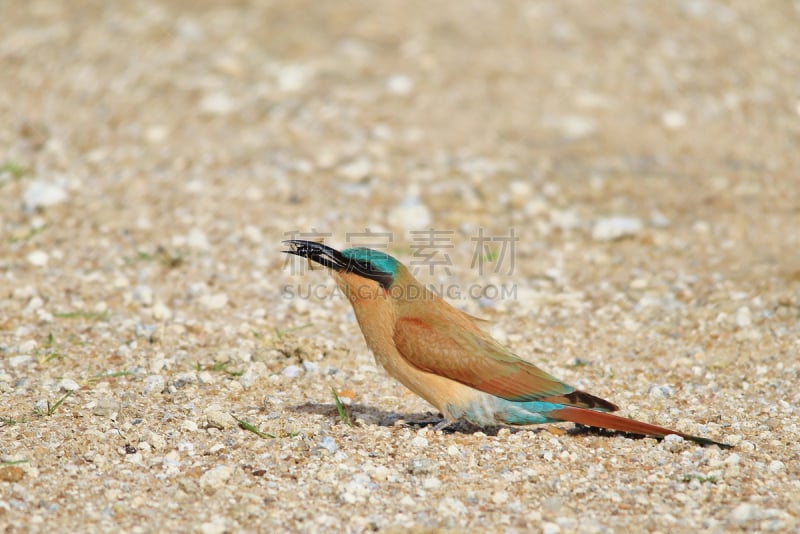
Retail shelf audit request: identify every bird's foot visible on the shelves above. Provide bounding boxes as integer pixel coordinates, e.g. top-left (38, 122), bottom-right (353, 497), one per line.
top-left (400, 415), bottom-right (478, 433)
top-left (431, 419), bottom-right (457, 432)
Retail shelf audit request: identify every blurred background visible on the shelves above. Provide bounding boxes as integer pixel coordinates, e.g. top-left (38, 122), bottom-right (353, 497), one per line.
top-left (4, 0), bottom-right (798, 319)
top-left (1, 1), bottom-right (799, 531)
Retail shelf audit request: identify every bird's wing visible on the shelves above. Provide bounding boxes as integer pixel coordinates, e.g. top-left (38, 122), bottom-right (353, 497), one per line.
top-left (462, 311), bottom-right (491, 324)
top-left (394, 316), bottom-right (579, 403)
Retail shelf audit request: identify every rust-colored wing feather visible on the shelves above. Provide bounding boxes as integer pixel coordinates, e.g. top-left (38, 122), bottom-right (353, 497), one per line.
top-left (393, 316), bottom-right (615, 411)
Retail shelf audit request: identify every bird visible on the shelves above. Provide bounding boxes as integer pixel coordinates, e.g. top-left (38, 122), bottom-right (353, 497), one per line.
top-left (283, 239), bottom-right (730, 448)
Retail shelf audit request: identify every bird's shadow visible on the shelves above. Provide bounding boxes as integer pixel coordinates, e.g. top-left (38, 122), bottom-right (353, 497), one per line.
top-left (292, 401), bottom-right (505, 434)
top-left (291, 402), bottom-right (651, 441)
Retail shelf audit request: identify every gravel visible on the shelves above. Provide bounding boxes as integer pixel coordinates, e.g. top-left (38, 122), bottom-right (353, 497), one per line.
top-left (591, 216), bottom-right (644, 241)
top-left (2, 1), bottom-right (799, 532)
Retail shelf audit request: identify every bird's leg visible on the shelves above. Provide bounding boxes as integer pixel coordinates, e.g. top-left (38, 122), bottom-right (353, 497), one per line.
top-left (431, 419), bottom-right (457, 432)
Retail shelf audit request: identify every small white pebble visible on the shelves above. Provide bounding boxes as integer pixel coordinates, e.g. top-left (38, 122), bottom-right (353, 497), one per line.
top-left (649, 384), bottom-right (675, 399)
top-left (133, 285), bottom-right (154, 307)
top-left (199, 293), bottom-right (228, 310)
top-left (543, 496), bottom-right (561, 513)
top-left (630, 278), bottom-right (648, 289)
top-left (371, 466), bottom-right (389, 481)
top-left (650, 211), bottom-right (671, 228)
top-left (399, 495), bottom-right (415, 507)
top-left (387, 196), bottom-right (432, 230)
top-left (147, 431), bottom-right (167, 450)
top-left (242, 225), bottom-right (262, 243)
top-left (23, 180), bottom-right (67, 210)
top-left (556, 517), bottom-right (577, 529)
top-left (13, 285), bottom-right (37, 300)
top-left (181, 419), bottom-right (198, 432)
top-left (411, 436), bottom-right (428, 448)
top-left (549, 115), bottom-right (596, 140)
top-left (723, 434), bottom-right (743, 446)
top-left (623, 318), bottom-right (641, 332)
top-left (725, 453), bottom-right (741, 466)
top-left (199, 465), bottom-right (234, 489)
top-left (197, 371), bottom-right (216, 385)
top-left (152, 302), bottom-right (172, 321)
top-left (144, 125), bottom-right (168, 144)
top-left (205, 410), bottom-right (237, 430)
top-left (200, 92), bottom-right (236, 115)
top-left (550, 209), bottom-right (582, 230)
top-left (187, 282), bottom-right (209, 298)
top-left (18, 339), bottom-right (37, 352)
top-left (661, 110), bottom-right (687, 130)
top-left (660, 434), bottom-right (686, 452)
top-left (337, 158), bottom-right (372, 182)
top-left (240, 362), bottom-right (267, 388)
top-left (26, 250), bottom-right (49, 267)
top-left (142, 375), bottom-right (166, 396)
top-left (735, 306), bottom-right (752, 328)
top-left (492, 490), bottom-right (509, 505)
top-left (199, 518), bottom-right (227, 534)
top-left (386, 74), bottom-right (414, 95)
top-left (172, 372), bottom-right (196, 388)
top-left (340, 492), bottom-right (358, 505)
top-left (768, 460), bottom-right (785, 473)
top-left (319, 436), bottom-right (337, 453)
top-left (437, 496), bottom-right (467, 516)
top-left (281, 365), bottom-right (302, 378)
top-left (592, 216), bottom-right (642, 241)
top-left (276, 64), bottom-right (312, 92)
top-left (509, 181), bottom-right (534, 207)
top-left (162, 451), bottom-right (180, 470)
top-left (134, 323), bottom-right (158, 339)
top-left (422, 477), bottom-right (441, 489)
top-left (729, 502), bottom-right (760, 523)
top-left (9, 355), bottom-right (34, 367)
top-left (92, 398), bottom-right (120, 418)
top-left (186, 228), bottom-right (210, 250)
top-left (58, 378), bottom-right (80, 392)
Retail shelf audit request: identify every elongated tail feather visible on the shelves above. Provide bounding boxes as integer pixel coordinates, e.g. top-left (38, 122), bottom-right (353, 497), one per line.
top-left (548, 406), bottom-right (731, 449)
top-left (541, 390), bottom-right (619, 412)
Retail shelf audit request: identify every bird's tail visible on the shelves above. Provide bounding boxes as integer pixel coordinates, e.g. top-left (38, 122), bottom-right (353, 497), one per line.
top-left (547, 406), bottom-right (731, 448)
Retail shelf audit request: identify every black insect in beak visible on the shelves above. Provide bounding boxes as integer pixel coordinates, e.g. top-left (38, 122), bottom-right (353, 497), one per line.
top-left (283, 240), bottom-right (349, 271)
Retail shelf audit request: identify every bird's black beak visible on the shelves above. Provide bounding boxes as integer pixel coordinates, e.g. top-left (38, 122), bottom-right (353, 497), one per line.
top-left (283, 240), bottom-right (349, 271)
top-left (282, 239), bottom-right (395, 289)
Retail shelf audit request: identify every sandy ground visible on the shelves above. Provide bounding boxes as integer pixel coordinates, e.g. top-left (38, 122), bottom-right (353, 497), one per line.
top-left (2, 1), bottom-right (799, 532)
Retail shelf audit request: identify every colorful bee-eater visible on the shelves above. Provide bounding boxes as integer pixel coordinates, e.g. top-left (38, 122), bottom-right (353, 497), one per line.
top-left (284, 240), bottom-right (730, 448)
